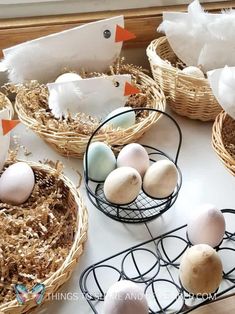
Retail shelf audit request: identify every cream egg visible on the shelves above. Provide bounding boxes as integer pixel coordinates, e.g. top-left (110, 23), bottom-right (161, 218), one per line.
top-left (85, 142), bottom-right (116, 182)
top-left (187, 204), bottom-right (226, 248)
top-left (105, 107), bottom-right (136, 129)
top-left (179, 244), bottom-right (223, 295)
top-left (182, 66), bottom-right (205, 79)
top-left (104, 280), bottom-right (148, 314)
top-left (117, 143), bottom-right (149, 177)
top-left (104, 167), bottom-right (142, 205)
top-left (0, 162), bottom-right (35, 205)
top-left (55, 72), bottom-right (82, 83)
top-left (143, 159), bottom-right (178, 198)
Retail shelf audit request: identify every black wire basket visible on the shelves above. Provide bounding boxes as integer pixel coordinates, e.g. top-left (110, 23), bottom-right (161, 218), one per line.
top-left (80, 209), bottom-right (235, 313)
top-left (84, 108), bottom-right (182, 223)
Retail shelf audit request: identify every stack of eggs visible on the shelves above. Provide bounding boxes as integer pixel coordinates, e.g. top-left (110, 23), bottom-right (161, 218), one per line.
top-left (0, 162), bottom-right (35, 205)
top-left (85, 142), bottom-right (179, 205)
top-left (179, 204), bottom-right (226, 296)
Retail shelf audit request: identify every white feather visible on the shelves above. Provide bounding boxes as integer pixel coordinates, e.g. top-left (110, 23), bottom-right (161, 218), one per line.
top-left (207, 9), bottom-right (235, 41)
top-left (48, 83), bottom-right (83, 119)
top-left (208, 66), bottom-right (235, 120)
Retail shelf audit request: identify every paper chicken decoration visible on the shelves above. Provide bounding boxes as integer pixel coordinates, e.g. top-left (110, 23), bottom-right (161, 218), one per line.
top-left (158, 0), bottom-right (235, 72)
top-left (0, 108), bottom-right (20, 171)
top-left (2, 16), bottom-right (135, 84)
top-left (48, 74), bottom-right (140, 119)
top-left (208, 66), bottom-right (235, 120)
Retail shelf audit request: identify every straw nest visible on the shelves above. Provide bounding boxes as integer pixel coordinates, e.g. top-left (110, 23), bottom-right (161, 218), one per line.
top-left (147, 36), bottom-right (222, 121)
top-left (212, 111), bottom-right (235, 176)
top-left (0, 156), bottom-right (88, 313)
top-left (13, 60), bottom-right (166, 159)
top-left (0, 93), bottom-right (14, 119)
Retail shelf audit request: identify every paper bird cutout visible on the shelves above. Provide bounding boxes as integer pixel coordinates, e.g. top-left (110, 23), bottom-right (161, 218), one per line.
top-left (2, 119), bottom-right (20, 135)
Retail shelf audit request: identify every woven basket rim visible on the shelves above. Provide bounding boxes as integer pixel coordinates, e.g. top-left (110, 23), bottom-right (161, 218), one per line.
top-left (212, 111), bottom-right (235, 176)
top-left (15, 67), bottom-right (166, 158)
top-left (0, 93), bottom-right (14, 119)
top-left (146, 36), bottom-right (209, 83)
top-left (0, 160), bottom-right (88, 313)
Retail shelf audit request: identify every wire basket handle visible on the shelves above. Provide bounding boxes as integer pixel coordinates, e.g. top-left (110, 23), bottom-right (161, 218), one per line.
top-left (84, 108), bottom-right (182, 181)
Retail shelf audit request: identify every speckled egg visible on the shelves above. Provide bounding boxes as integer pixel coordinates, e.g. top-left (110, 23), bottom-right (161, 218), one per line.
top-left (85, 142), bottom-right (116, 182)
top-left (187, 204), bottom-right (226, 248)
top-left (104, 280), bottom-right (149, 314)
top-left (0, 162), bottom-right (35, 205)
top-left (117, 143), bottom-right (149, 177)
top-left (105, 107), bottom-right (136, 129)
top-left (104, 167), bottom-right (142, 204)
top-left (143, 159), bottom-right (178, 198)
top-left (179, 244), bottom-right (223, 295)
top-left (55, 72), bottom-right (82, 83)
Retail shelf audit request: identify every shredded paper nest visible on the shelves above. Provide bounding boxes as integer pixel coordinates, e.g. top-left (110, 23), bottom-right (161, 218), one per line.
top-left (223, 115), bottom-right (235, 160)
top-left (0, 158), bottom-right (77, 304)
top-left (5, 60), bottom-right (152, 136)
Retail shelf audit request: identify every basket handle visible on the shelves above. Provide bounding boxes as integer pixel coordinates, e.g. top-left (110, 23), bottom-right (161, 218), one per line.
top-left (84, 108), bottom-right (182, 182)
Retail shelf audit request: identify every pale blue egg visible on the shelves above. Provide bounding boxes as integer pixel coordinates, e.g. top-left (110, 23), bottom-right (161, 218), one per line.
top-left (105, 106), bottom-right (136, 129)
top-left (84, 142), bottom-right (116, 181)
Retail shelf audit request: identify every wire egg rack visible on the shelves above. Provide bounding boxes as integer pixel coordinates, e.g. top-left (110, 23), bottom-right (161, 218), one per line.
top-left (84, 108), bottom-right (182, 223)
top-left (80, 209), bottom-right (235, 313)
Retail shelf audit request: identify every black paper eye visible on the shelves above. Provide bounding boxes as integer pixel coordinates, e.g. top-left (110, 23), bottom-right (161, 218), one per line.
top-left (114, 81), bottom-right (120, 87)
top-left (103, 29), bottom-right (111, 39)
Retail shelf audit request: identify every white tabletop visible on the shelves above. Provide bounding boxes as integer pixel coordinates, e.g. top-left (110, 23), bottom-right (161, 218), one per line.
top-left (12, 110), bottom-right (235, 314)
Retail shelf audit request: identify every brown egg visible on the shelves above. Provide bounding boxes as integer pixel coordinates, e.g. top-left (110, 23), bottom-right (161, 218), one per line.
top-left (104, 167), bottom-right (142, 205)
top-left (179, 244), bottom-right (223, 295)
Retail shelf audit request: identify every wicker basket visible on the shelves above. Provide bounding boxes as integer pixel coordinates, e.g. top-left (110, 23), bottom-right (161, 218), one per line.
top-left (15, 66), bottom-right (166, 159)
top-left (0, 93), bottom-right (14, 119)
top-left (0, 160), bottom-right (88, 313)
top-left (212, 111), bottom-right (235, 176)
top-left (147, 36), bottom-right (222, 121)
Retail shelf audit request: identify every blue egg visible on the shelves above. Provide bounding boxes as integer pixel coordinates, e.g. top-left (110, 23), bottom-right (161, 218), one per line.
top-left (84, 142), bottom-right (116, 181)
top-left (105, 107), bottom-right (136, 129)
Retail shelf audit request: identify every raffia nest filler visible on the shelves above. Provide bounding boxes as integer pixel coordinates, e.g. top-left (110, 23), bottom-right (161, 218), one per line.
top-left (13, 60), bottom-right (166, 159)
top-left (0, 156), bottom-right (88, 314)
top-left (212, 111), bottom-right (235, 176)
top-left (147, 36), bottom-right (222, 121)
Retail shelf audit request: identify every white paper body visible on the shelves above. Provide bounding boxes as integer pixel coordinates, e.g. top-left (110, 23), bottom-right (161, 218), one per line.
top-left (47, 74), bottom-right (132, 119)
top-left (158, 0), bottom-right (235, 72)
top-left (3, 16), bottom-right (124, 83)
top-left (0, 108), bottom-right (10, 171)
top-left (208, 67), bottom-right (235, 120)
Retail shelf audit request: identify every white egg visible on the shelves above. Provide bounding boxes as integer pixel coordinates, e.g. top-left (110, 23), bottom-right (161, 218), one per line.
top-left (104, 280), bottom-right (148, 314)
top-left (179, 244), bottom-right (223, 295)
top-left (0, 162), bottom-right (35, 205)
top-left (117, 143), bottom-right (149, 177)
top-left (105, 106), bottom-right (136, 129)
top-left (187, 204), bottom-right (226, 248)
top-left (55, 72), bottom-right (82, 83)
top-left (182, 66), bottom-right (205, 79)
top-left (143, 159), bottom-right (178, 198)
top-left (104, 167), bottom-right (142, 205)
top-left (85, 142), bottom-right (116, 182)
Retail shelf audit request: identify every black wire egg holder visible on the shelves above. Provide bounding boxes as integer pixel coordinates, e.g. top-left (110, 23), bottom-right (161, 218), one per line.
top-left (84, 108), bottom-right (182, 223)
top-left (80, 209), bottom-right (235, 314)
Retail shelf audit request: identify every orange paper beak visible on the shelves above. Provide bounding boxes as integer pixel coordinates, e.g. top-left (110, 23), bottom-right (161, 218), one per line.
top-left (115, 25), bottom-right (136, 43)
top-left (124, 82), bottom-right (141, 96)
top-left (2, 120), bottom-right (20, 135)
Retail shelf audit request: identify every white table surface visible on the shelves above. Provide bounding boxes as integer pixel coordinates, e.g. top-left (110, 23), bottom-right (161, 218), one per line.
top-left (11, 109), bottom-right (235, 314)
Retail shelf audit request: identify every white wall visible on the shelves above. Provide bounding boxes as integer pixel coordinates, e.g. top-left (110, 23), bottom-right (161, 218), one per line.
top-left (0, 0), bottom-right (223, 19)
